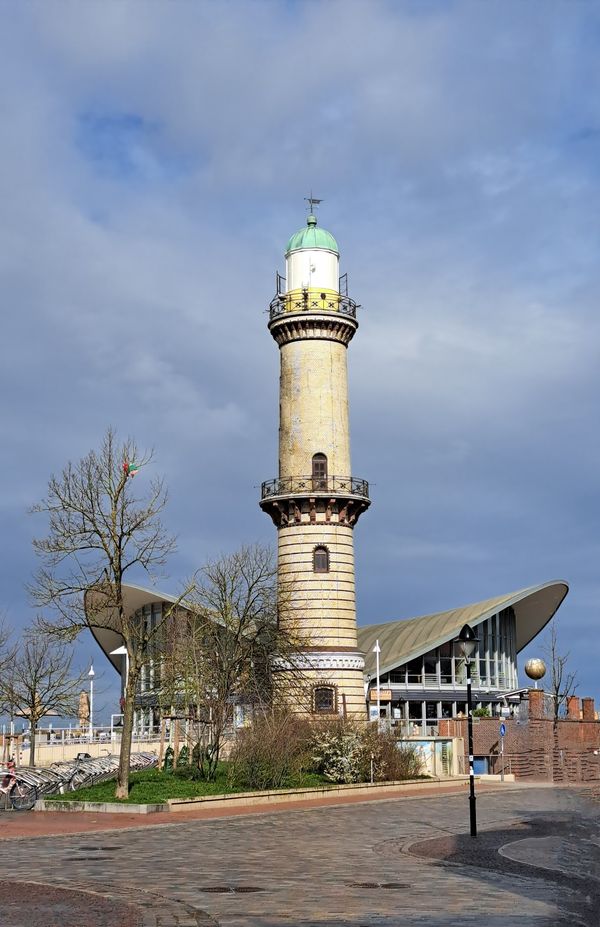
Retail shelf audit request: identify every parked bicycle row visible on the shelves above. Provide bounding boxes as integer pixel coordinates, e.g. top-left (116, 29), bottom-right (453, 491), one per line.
top-left (0, 751), bottom-right (157, 811)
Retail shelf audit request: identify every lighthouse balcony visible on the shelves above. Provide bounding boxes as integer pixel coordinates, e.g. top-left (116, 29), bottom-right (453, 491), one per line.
top-left (261, 475), bottom-right (369, 501)
top-left (269, 291), bottom-right (358, 321)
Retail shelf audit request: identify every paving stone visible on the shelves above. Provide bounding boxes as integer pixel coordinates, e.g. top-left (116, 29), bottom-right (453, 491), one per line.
top-left (0, 786), bottom-right (598, 926)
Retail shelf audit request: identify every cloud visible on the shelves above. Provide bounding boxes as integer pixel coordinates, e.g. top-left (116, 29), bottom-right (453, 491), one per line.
top-left (1, 0), bottom-right (599, 718)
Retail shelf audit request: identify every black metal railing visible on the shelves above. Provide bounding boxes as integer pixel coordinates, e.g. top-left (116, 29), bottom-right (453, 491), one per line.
top-left (269, 292), bottom-right (358, 321)
top-left (261, 475), bottom-right (369, 500)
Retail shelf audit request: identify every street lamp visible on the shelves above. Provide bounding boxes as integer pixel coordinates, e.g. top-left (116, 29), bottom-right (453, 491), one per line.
top-left (455, 624), bottom-right (478, 838)
top-left (373, 640), bottom-right (381, 730)
top-left (88, 662), bottom-right (95, 742)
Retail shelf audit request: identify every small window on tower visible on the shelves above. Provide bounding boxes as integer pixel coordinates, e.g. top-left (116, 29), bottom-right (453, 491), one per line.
top-left (313, 546), bottom-right (329, 573)
top-left (314, 685), bottom-right (336, 713)
top-left (312, 453), bottom-right (328, 490)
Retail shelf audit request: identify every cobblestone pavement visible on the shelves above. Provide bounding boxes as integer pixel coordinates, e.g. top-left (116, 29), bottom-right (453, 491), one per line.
top-left (0, 880), bottom-right (143, 927)
top-left (2, 786), bottom-right (599, 927)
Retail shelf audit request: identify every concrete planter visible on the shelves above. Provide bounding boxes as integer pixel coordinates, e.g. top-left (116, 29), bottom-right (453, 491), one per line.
top-left (35, 799), bottom-right (168, 814)
top-left (36, 776), bottom-right (471, 815)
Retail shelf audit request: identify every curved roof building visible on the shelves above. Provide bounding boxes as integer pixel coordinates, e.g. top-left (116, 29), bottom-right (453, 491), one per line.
top-left (359, 580), bottom-right (568, 678)
top-left (359, 580), bottom-right (568, 731)
top-left (88, 579), bottom-right (568, 735)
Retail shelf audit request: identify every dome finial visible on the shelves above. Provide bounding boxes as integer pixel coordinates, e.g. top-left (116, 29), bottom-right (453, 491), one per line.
top-left (304, 192), bottom-right (323, 224)
top-left (286, 196), bottom-right (338, 254)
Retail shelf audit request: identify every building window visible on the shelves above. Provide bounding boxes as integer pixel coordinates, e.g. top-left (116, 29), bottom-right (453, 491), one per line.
top-left (313, 545), bottom-right (329, 573)
top-left (406, 657), bottom-right (422, 684)
top-left (312, 453), bottom-right (328, 489)
top-left (313, 685), bottom-right (336, 713)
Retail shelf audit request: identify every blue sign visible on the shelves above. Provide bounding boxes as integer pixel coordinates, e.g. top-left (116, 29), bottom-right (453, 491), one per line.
top-left (499, 722), bottom-right (506, 737)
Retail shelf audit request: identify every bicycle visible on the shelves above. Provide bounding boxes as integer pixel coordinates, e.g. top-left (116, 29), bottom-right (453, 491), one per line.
top-left (0, 758), bottom-right (38, 811)
top-left (57, 754), bottom-right (92, 793)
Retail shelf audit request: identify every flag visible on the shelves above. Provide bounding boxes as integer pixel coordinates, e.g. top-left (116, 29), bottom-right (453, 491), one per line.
top-left (123, 459), bottom-right (140, 478)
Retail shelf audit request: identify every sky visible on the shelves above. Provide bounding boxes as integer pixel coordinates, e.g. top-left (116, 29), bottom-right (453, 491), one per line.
top-left (1, 0), bottom-right (599, 723)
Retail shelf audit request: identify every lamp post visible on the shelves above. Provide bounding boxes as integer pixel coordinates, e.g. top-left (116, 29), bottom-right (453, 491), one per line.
top-left (456, 624), bottom-right (478, 838)
top-left (88, 662), bottom-right (95, 742)
top-left (373, 640), bottom-right (381, 730)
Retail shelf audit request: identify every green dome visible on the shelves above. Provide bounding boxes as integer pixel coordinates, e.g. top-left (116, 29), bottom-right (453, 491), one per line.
top-left (285, 214), bottom-right (339, 255)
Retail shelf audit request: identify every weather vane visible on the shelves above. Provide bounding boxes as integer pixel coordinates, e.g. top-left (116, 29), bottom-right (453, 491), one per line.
top-left (304, 192), bottom-right (323, 215)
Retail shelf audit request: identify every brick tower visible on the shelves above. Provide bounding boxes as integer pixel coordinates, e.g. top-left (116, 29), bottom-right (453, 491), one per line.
top-left (260, 206), bottom-right (370, 717)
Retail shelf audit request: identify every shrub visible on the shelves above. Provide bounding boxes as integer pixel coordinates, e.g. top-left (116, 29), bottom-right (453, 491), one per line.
top-left (172, 763), bottom-right (207, 781)
top-left (361, 726), bottom-right (423, 781)
top-left (311, 720), bottom-right (423, 784)
top-left (176, 745), bottom-right (189, 767)
top-left (228, 712), bottom-right (311, 791)
top-left (473, 707), bottom-right (491, 718)
top-left (162, 746), bottom-right (174, 771)
top-left (311, 719), bottom-right (364, 783)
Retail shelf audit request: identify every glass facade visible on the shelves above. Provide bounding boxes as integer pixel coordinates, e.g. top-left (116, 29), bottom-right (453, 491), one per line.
top-left (368, 608), bottom-right (519, 734)
top-left (132, 602), bottom-right (165, 736)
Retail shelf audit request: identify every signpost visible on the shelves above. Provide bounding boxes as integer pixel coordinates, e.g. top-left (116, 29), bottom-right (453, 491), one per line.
top-left (499, 722), bottom-right (506, 781)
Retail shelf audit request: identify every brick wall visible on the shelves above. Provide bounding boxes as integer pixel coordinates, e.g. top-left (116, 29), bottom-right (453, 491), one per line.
top-left (439, 691), bottom-right (600, 783)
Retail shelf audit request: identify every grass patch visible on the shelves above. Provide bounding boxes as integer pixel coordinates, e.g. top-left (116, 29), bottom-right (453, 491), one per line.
top-left (46, 765), bottom-right (332, 804)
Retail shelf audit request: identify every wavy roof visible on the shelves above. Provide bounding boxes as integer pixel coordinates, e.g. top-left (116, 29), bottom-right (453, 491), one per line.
top-left (88, 579), bottom-right (568, 680)
top-left (85, 583), bottom-right (184, 673)
top-left (358, 580), bottom-right (568, 678)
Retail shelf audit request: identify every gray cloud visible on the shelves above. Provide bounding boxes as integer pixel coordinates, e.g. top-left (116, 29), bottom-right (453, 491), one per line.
top-left (1, 1), bottom-right (599, 718)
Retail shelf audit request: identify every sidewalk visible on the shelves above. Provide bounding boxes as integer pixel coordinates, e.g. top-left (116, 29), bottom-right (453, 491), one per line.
top-left (0, 779), bottom-right (511, 840)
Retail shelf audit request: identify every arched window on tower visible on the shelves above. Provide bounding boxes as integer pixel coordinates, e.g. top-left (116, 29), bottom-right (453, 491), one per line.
top-left (312, 453), bottom-right (328, 490)
top-left (313, 685), bottom-right (336, 714)
top-left (313, 546), bottom-right (329, 573)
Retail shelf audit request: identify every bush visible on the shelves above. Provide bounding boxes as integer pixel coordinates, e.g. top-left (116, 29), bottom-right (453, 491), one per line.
top-left (311, 719), bottom-right (364, 783)
top-left (228, 712), bottom-right (311, 791)
top-left (172, 764), bottom-right (204, 781)
top-left (361, 725), bottom-right (423, 781)
top-left (176, 745), bottom-right (189, 767)
top-left (162, 746), bottom-right (174, 771)
top-left (473, 706), bottom-right (491, 718)
top-left (311, 720), bottom-right (423, 784)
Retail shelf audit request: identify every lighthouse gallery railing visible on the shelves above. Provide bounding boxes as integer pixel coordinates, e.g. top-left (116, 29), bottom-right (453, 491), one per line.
top-left (261, 475), bottom-right (369, 500)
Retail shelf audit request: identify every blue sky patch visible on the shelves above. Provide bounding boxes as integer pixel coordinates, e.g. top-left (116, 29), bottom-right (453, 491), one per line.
top-left (76, 112), bottom-right (190, 184)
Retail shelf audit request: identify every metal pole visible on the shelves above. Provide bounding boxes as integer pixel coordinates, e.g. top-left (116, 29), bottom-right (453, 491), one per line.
top-left (375, 640), bottom-right (381, 730)
top-left (500, 731), bottom-right (505, 782)
top-left (89, 674), bottom-right (94, 742)
top-left (466, 658), bottom-right (477, 837)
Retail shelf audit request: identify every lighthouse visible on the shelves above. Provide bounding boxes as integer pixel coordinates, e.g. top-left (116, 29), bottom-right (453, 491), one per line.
top-left (260, 204), bottom-right (370, 717)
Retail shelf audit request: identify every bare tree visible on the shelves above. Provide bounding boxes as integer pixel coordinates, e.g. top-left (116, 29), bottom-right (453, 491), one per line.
top-left (543, 620), bottom-right (578, 723)
top-left (0, 618), bottom-right (19, 760)
top-left (160, 545), bottom-right (310, 781)
top-left (0, 616), bottom-right (16, 691)
top-left (4, 631), bottom-right (85, 766)
top-left (30, 426), bottom-right (187, 797)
